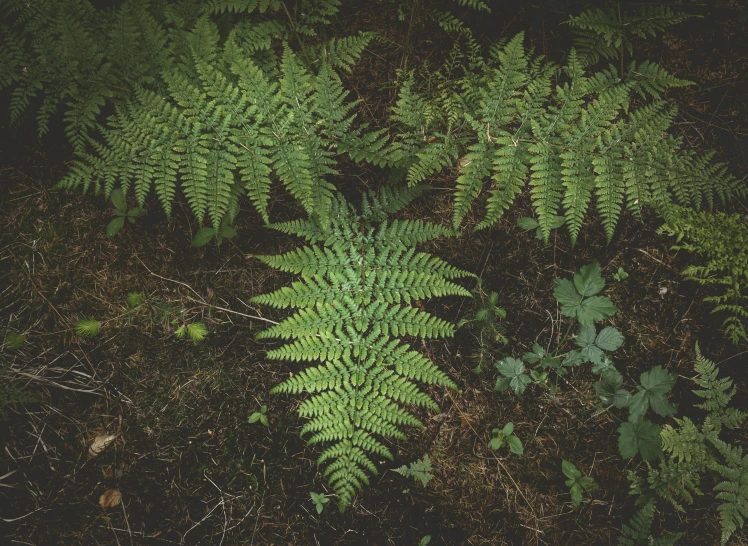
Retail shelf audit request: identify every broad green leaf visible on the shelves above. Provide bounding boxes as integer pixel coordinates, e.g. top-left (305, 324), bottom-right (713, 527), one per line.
top-left (553, 278), bottom-right (581, 309)
top-left (618, 419), bottom-right (662, 460)
top-left (562, 349), bottom-right (585, 367)
top-left (106, 216), bottom-right (126, 237)
top-left (523, 343), bottom-right (546, 364)
top-left (594, 370), bottom-right (631, 408)
top-left (506, 435), bottom-right (524, 455)
top-left (221, 224), bottom-right (238, 239)
top-left (127, 207), bottom-right (144, 218)
top-left (517, 217), bottom-right (539, 230)
top-left (110, 188), bottom-right (126, 212)
top-left (576, 325), bottom-right (597, 348)
top-left (578, 476), bottom-right (596, 490)
top-left (494, 357), bottom-right (531, 396)
top-left (573, 261), bottom-right (605, 296)
top-left (595, 326), bottom-right (624, 351)
top-left (628, 365), bottom-right (677, 420)
top-left (192, 227), bottom-right (216, 247)
top-left (570, 482), bottom-right (583, 506)
top-left (562, 459), bottom-right (582, 480)
top-left (576, 295), bottom-right (617, 326)
top-left (502, 422), bottom-right (514, 436)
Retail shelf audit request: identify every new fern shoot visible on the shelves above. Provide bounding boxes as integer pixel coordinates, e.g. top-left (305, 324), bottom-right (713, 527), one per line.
top-left (252, 186), bottom-right (474, 511)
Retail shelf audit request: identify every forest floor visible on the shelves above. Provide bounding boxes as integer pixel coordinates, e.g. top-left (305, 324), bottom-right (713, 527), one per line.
top-left (1, 1), bottom-right (747, 545)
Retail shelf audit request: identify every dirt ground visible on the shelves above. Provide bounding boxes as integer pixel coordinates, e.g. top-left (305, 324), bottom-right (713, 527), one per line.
top-left (1, 1), bottom-right (747, 545)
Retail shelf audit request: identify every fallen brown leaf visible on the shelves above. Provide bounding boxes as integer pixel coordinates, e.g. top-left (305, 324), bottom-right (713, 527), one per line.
top-left (88, 434), bottom-right (117, 458)
top-left (99, 488), bottom-right (122, 508)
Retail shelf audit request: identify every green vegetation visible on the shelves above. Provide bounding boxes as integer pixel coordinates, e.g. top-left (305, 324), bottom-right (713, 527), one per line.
top-left (0, 0), bottom-right (746, 544)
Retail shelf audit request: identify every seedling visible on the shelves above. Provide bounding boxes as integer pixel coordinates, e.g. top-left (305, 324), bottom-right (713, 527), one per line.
top-left (612, 266), bottom-right (629, 282)
top-left (489, 422), bottom-right (523, 455)
top-left (562, 460), bottom-right (597, 507)
top-left (107, 188), bottom-right (144, 237)
top-left (418, 536), bottom-right (431, 546)
top-left (174, 322), bottom-right (208, 344)
top-left (248, 405), bottom-right (270, 427)
top-left (458, 279), bottom-right (507, 373)
top-left (517, 215), bottom-right (565, 240)
top-left (192, 217), bottom-right (238, 247)
top-left (310, 491), bottom-right (329, 514)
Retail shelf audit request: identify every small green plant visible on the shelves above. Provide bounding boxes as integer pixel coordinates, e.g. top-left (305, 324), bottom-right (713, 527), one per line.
top-left (562, 460), bottom-right (598, 507)
top-left (173, 321), bottom-right (209, 344)
top-left (248, 405), bottom-right (269, 427)
top-left (418, 536), bottom-right (432, 546)
top-left (658, 207), bottom-right (748, 344)
top-left (107, 188), bottom-right (144, 237)
top-left (192, 218), bottom-right (238, 247)
top-left (494, 358), bottom-right (532, 396)
top-left (623, 345), bottom-right (747, 545)
top-left (0, 366), bottom-right (38, 418)
top-left (489, 422), bottom-right (523, 455)
top-left (310, 491), bottom-right (329, 514)
top-left (612, 267), bottom-right (629, 282)
top-left (458, 279), bottom-right (507, 373)
top-left (393, 454), bottom-right (432, 487)
top-left (1, 331), bottom-right (25, 350)
top-left (517, 216), bottom-right (565, 241)
top-left (74, 318), bottom-right (102, 338)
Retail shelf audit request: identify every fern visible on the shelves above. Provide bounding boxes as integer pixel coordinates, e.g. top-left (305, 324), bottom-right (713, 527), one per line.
top-left (625, 346), bottom-right (748, 545)
top-left (568, 5), bottom-right (699, 66)
top-left (56, 17), bottom-right (375, 231)
top-left (386, 33), bottom-right (743, 244)
top-left (252, 187), bottom-right (473, 510)
top-left (393, 454), bottom-right (433, 486)
top-left (658, 208), bottom-right (748, 344)
top-left (618, 498), bottom-right (682, 546)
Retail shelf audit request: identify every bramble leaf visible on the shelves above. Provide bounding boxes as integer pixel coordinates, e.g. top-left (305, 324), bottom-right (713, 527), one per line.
top-left (618, 418), bottom-right (662, 460)
top-left (573, 261), bottom-right (605, 296)
top-left (593, 369), bottom-right (631, 408)
top-left (495, 358), bottom-right (531, 396)
top-left (628, 365), bottom-right (677, 420)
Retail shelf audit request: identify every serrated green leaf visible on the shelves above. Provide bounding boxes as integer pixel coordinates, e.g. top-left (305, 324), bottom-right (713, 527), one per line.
top-left (576, 296), bottom-right (618, 326)
top-left (523, 343), bottom-right (546, 364)
top-left (573, 261), bottom-right (605, 296)
top-left (562, 349), bottom-right (585, 367)
top-left (595, 326), bottom-right (624, 351)
top-left (576, 325), bottom-right (598, 348)
top-left (618, 419), bottom-right (662, 460)
top-left (591, 355), bottom-right (616, 374)
top-left (628, 365), bottom-right (677, 420)
top-left (495, 358), bottom-right (531, 396)
top-left (594, 370), bottom-right (631, 408)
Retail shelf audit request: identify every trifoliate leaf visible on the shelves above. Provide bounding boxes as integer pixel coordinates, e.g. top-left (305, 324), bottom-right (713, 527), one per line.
top-left (595, 327), bottom-right (624, 351)
top-left (494, 358), bottom-right (531, 396)
top-left (591, 355), bottom-right (616, 374)
top-left (628, 365), bottom-right (677, 420)
top-left (594, 370), bottom-right (631, 408)
top-left (573, 261), bottom-right (605, 296)
top-left (576, 325), bottom-right (598, 348)
top-left (618, 419), bottom-right (662, 460)
top-left (523, 343), bottom-right (546, 364)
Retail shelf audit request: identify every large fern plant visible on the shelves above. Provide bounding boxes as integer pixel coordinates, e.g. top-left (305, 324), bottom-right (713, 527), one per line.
top-left (251, 186), bottom-right (472, 510)
top-left (385, 32), bottom-right (744, 244)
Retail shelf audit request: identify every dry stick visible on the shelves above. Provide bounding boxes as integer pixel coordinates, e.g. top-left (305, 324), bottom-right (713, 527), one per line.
top-left (136, 257), bottom-right (278, 325)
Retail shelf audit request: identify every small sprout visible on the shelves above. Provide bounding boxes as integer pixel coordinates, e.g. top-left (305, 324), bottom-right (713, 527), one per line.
top-left (74, 318), bottom-right (101, 338)
top-left (310, 491), bottom-right (329, 514)
top-left (612, 266), bottom-right (629, 282)
top-left (174, 322), bottom-right (208, 344)
top-left (127, 292), bottom-right (145, 307)
top-left (419, 536), bottom-right (432, 546)
top-left (489, 422), bottom-right (523, 455)
top-left (562, 460), bottom-right (597, 507)
top-left (249, 405), bottom-right (269, 427)
top-left (3, 332), bottom-right (25, 350)
top-left (107, 188), bottom-right (143, 237)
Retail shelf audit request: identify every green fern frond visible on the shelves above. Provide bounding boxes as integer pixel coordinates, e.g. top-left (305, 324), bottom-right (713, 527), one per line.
top-left (252, 189), bottom-right (471, 510)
